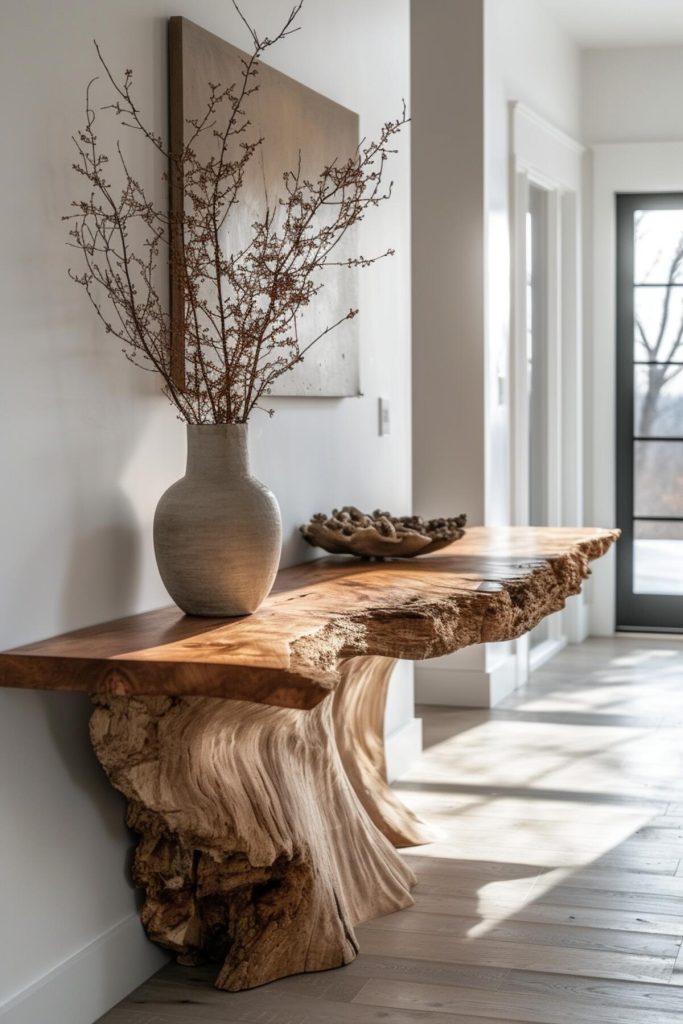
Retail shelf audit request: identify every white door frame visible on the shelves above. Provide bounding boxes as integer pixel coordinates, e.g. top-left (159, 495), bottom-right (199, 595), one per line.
top-left (509, 103), bottom-right (585, 675)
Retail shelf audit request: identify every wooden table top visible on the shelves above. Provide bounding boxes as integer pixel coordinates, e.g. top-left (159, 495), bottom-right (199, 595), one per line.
top-left (0, 527), bottom-right (618, 709)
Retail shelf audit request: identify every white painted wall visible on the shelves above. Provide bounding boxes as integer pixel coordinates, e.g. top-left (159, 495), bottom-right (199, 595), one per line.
top-left (0, 1), bottom-right (412, 1019)
top-left (411, 0), bottom-right (486, 526)
top-left (582, 46), bottom-right (683, 144)
top-left (411, 0), bottom-right (496, 707)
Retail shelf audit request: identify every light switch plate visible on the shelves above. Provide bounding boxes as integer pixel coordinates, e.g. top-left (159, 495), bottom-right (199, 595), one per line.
top-left (378, 397), bottom-right (391, 436)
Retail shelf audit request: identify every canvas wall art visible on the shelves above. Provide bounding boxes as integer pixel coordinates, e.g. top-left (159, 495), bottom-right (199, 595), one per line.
top-left (169, 17), bottom-right (361, 397)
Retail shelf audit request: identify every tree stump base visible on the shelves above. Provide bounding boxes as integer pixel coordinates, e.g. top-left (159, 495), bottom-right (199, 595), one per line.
top-left (90, 680), bottom-right (416, 991)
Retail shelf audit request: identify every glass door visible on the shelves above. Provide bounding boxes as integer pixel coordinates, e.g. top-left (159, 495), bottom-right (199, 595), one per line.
top-left (616, 193), bottom-right (683, 632)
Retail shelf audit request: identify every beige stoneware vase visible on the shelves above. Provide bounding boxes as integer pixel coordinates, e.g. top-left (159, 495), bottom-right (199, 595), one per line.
top-left (154, 424), bottom-right (282, 616)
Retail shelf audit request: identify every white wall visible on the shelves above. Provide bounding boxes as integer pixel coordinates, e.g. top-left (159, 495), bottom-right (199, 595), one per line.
top-left (583, 45), bottom-right (683, 144)
top-left (0, 1), bottom-right (412, 1019)
top-left (413, 0), bottom-right (582, 532)
top-left (410, 0), bottom-right (495, 707)
top-left (412, 0), bottom-right (485, 524)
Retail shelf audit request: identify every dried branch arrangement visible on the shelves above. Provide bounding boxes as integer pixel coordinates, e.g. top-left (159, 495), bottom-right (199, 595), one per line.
top-left (65, 1), bottom-right (408, 423)
top-left (301, 507), bottom-right (467, 559)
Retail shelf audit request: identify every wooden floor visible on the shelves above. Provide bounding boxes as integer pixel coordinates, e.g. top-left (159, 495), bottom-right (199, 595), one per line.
top-left (98, 636), bottom-right (683, 1024)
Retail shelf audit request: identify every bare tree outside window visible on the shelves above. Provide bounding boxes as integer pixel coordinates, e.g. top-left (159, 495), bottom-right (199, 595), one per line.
top-left (634, 211), bottom-right (683, 438)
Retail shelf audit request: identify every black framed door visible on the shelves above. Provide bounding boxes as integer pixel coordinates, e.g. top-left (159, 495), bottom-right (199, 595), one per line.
top-left (616, 193), bottom-right (683, 633)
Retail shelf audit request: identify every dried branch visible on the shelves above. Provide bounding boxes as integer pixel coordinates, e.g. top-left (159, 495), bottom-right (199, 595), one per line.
top-left (65, 1), bottom-right (408, 422)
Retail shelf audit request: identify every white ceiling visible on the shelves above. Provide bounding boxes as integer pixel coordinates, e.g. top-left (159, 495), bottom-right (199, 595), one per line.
top-left (540, 0), bottom-right (683, 48)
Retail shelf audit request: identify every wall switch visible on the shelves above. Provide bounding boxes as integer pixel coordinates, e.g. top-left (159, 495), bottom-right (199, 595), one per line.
top-left (378, 397), bottom-right (391, 436)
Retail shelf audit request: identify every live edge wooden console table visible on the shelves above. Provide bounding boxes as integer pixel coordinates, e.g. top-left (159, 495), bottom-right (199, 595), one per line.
top-left (0, 527), bottom-right (617, 992)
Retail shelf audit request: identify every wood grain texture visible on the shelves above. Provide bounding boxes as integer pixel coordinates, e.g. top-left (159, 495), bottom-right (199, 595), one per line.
top-left (0, 527), bottom-right (618, 706)
top-left (333, 656), bottom-right (432, 847)
top-left (90, 692), bottom-right (416, 991)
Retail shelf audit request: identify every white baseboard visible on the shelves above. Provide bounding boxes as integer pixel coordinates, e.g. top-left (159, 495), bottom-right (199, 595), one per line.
top-left (564, 593), bottom-right (588, 644)
top-left (529, 635), bottom-right (567, 673)
top-left (0, 913), bottom-right (168, 1024)
top-left (385, 716), bottom-right (423, 783)
top-left (415, 653), bottom-right (519, 708)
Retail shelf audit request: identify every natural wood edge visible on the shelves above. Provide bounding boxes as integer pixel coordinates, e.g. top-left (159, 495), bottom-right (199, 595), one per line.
top-left (290, 531), bottom-right (619, 683)
top-left (0, 530), bottom-right (619, 709)
top-left (0, 653), bottom-right (333, 709)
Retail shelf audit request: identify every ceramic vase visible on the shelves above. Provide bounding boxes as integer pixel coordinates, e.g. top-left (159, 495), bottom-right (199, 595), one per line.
top-left (153, 424), bottom-right (281, 616)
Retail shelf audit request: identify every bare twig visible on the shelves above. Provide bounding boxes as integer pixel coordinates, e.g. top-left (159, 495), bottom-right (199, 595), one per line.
top-left (65, 1), bottom-right (408, 422)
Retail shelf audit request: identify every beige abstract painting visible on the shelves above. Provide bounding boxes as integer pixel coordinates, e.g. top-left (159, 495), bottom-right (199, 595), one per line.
top-left (169, 17), bottom-right (360, 397)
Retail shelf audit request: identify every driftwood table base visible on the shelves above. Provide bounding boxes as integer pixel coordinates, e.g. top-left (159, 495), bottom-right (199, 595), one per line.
top-left (0, 528), bottom-right (620, 992)
top-left (334, 655), bottom-right (432, 847)
top-left (90, 681), bottom-right (416, 991)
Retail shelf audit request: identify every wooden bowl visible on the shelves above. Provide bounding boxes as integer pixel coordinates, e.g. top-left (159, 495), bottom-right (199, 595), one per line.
top-left (300, 507), bottom-right (467, 559)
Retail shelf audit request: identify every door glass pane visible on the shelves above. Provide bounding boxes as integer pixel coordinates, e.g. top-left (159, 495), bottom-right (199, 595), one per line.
top-left (634, 521), bottom-right (683, 595)
top-left (636, 520), bottom-right (683, 540)
top-left (634, 209), bottom-right (683, 284)
top-left (633, 440), bottom-right (683, 519)
top-left (634, 364), bottom-right (683, 437)
top-left (633, 287), bottom-right (683, 361)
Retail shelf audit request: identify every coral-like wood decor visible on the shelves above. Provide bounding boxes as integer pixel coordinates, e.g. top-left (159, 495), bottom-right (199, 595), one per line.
top-left (0, 527), bottom-right (618, 991)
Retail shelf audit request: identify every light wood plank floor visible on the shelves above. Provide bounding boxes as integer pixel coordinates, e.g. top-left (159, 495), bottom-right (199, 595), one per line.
top-left (98, 637), bottom-right (683, 1023)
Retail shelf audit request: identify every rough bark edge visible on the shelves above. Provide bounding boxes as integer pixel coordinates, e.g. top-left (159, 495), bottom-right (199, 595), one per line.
top-left (291, 533), bottom-right (618, 680)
